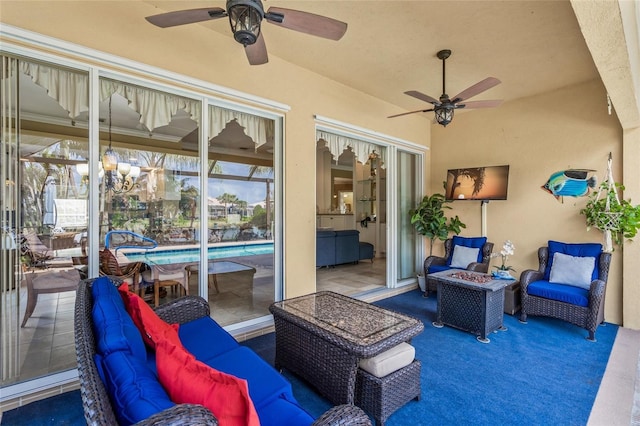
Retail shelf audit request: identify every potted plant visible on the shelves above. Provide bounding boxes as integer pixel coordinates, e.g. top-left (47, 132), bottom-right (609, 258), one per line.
top-left (580, 181), bottom-right (640, 251)
top-left (410, 193), bottom-right (465, 292)
top-left (491, 240), bottom-right (516, 279)
top-left (410, 193), bottom-right (466, 256)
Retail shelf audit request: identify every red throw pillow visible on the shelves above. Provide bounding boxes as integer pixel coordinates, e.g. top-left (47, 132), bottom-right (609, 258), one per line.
top-left (118, 284), bottom-right (178, 349)
top-left (155, 319), bottom-right (259, 426)
top-left (119, 284), bottom-right (259, 425)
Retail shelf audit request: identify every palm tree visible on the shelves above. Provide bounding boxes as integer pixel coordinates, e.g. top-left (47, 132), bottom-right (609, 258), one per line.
top-left (446, 168), bottom-right (486, 199)
top-left (236, 200), bottom-right (248, 217)
top-left (217, 193), bottom-right (238, 219)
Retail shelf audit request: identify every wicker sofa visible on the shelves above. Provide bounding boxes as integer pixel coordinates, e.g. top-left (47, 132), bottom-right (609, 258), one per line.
top-left (74, 276), bottom-right (372, 425)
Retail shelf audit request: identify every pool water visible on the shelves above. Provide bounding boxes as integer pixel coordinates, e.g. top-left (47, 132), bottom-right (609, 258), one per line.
top-left (124, 242), bottom-right (274, 265)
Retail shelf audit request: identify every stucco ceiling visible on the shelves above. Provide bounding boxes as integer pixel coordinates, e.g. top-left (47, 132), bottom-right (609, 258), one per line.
top-left (142, 0), bottom-right (600, 118)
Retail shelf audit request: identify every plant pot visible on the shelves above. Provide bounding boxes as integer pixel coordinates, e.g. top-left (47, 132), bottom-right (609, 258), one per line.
top-left (494, 270), bottom-right (512, 279)
top-left (417, 274), bottom-right (426, 292)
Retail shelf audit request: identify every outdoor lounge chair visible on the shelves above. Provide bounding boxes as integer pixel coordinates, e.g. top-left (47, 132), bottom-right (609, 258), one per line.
top-left (519, 241), bottom-right (611, 341)
top-left (423, 236), bottom-right (494, 297)
top-left (20, 231), bottom-right (55, 268)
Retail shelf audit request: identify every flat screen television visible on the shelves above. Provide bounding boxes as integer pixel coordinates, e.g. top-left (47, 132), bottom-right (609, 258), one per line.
top-left (445, 165), bottom-right (510, 201)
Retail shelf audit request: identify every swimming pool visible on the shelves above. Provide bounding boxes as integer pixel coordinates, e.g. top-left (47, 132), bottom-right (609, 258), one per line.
top-left (123, 242), bottom-right (274, 265)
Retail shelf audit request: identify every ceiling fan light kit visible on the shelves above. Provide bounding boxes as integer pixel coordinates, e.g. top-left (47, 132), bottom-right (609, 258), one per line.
top-left (227, 0), bottom-right (263, 46)
top-left (389, 49), bottom-right (503, 127)
top-left (145, 1), bottom-right (347, 66)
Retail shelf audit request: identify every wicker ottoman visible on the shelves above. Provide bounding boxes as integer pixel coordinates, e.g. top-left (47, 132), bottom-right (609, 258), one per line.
top-left (355, 359), bottom-right (421, 426)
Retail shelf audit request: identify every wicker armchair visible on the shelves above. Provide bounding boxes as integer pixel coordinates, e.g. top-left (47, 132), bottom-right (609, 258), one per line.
top-left (74, 277), bottom-right (372, 426)
top-left (519, 245), bottom-right (611, 341)
top-left (99, 248), bottom-right (145, 294)
top-left (423, 237), bottom-right (494, 297)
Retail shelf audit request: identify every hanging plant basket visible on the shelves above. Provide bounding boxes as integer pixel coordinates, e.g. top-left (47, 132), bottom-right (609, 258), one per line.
top-left (580, 154), bottom-right (640, 251)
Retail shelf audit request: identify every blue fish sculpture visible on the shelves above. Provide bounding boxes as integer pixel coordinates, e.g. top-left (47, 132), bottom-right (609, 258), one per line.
top-left (542, 169), bottom-right (597, 201)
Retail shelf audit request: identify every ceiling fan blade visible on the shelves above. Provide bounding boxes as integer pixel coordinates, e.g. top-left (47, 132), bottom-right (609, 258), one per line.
top-left (451, 77), bottom-right (501, 103)
top-left (404, 90), bottom-right (440, 105)
top-left (245, 33), bottom-right (268, 65)
top-left (388, 108), bottom-right (435, 118)
top-left (265, 7), bottom-right (347, 40)
top-left (145, 7), bottom-right (227, 28)
top-left (458, 100), bottom-right (503, 109)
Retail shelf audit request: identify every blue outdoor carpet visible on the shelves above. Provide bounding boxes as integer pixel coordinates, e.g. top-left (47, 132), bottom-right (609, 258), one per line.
top-left (2, 289), bottom-right (617, 426)
top-left (245, 289), bottom-right (618, 426)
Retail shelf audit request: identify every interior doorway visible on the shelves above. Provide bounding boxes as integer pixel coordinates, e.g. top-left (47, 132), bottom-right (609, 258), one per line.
top-left (315, 132), bottom-right (387, 296)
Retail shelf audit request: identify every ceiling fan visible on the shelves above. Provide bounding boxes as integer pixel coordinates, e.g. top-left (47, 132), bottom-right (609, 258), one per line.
top-left (145, 0), bottom-right (347, 66)
top-left (389, 49), bottom-right (502, 127)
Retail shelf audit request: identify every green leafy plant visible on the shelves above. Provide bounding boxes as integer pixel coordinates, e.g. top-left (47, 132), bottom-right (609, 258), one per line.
top-left (410, 193), bottom-right (466, 255)
top-left (580, 182), bottom-right (640, 249)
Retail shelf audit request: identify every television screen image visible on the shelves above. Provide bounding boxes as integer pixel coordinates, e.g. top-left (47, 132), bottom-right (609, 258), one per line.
top-left (445, 165), bottom-right (510, 201)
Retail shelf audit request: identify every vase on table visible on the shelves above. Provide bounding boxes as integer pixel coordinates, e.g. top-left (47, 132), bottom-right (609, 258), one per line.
top-left (495, 269), bottom-right (512, 279)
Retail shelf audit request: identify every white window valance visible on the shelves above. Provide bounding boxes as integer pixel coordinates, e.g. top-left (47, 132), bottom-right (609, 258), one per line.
top-left (18, 62), bottom-right (272, 147)
top-left (316, 130), bottom-right (385, 168)
top-left (100, 79), bottom-right (200, 132)
top-left (209, 105), bottom-right (273, 151)
top-left (20, 62), bottom-right (89, 119)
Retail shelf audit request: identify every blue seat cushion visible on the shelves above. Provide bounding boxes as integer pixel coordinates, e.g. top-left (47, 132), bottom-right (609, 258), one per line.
top-left (179, 316), bottom-right (240, 361)
top-left (428, 264), bottom-right (457, 274)
top-left (258, 397), bottom-right (315, 426)
top-left (527, 280), bottom-right (589, 307)
top-left (91, 277), bottom-right (146, 361)
top-left (447, 236), bottom-right (487, 265)
top-left (101, 350), bottom-right (175, 425)
top-left (203, 346), bottom-right (296, 410)
top-left (544, 240), bottom-right (602, 281)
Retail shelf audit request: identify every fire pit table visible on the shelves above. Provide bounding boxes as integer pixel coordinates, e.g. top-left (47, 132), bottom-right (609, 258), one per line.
top-left (269, 291), bottom-right (423, 409)
top-left (429, 270), bottom-right (513, 343)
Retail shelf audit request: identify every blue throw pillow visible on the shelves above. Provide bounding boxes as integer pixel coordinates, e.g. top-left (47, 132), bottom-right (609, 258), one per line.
top-left (92, 277), bottom-right (146, 361)
top-left (544, 241), bottom-right (602, 281)
top-left (101, 351), bottom-right (175, 425)
top-left (447, 236), bottom-right (487, 265)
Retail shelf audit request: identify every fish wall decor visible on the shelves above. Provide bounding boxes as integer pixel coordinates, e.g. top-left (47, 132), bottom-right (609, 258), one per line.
top-left (542, 169), bottom-right (597, 201)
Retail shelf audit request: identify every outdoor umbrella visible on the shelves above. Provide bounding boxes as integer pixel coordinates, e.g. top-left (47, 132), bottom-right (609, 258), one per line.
top-left (42, 177), bottom-right (57, 228)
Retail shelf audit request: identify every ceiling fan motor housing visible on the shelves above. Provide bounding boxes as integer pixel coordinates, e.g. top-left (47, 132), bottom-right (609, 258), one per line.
top-left (227, 0), bottom-right (264, 46)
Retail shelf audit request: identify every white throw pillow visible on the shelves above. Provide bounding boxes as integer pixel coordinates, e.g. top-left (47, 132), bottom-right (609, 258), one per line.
top-left (549, 252), bottom-right (595, 290)
top-left (450, 245), bottom-right (480, 269)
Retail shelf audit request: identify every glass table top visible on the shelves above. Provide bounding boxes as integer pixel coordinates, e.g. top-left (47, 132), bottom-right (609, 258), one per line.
top-left (271, 291), bottom-right (422, 346)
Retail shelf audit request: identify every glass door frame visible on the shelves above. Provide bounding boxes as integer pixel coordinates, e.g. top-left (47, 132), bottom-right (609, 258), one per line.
top-left (314, 115), bottom-right (427, 289)
top-left (0, 29), bottom-right (287, 402)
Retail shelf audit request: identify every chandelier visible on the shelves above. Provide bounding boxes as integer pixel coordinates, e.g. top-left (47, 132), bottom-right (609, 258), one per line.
top-left (101, 97), bottom-right (140, 194)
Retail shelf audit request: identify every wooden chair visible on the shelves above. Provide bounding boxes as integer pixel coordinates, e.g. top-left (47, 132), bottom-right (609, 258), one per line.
top-left (141, 263), bottom-right (189, 307)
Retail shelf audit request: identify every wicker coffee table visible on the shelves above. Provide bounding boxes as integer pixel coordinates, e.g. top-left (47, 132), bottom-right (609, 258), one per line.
top-left (269, 291), bottom-right (423, 407)
top-left (429, 270), bottom-right (511, 343)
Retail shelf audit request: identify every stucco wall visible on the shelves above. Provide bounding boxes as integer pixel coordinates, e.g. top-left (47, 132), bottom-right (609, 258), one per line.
top-left (430, 79), bottom-right (624, 324)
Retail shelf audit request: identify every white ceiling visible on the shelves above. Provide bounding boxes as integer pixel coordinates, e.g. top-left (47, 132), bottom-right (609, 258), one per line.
top-left (143, 0), bottom-right (600, 117)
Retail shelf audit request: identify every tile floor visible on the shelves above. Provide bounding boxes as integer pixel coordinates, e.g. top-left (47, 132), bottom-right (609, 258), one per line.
top-left (2, 255), bottom-right (387, 387)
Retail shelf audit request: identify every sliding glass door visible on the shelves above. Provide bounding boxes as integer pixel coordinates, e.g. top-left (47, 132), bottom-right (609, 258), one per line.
top-left (396, 150), bottom-right (421, 282)
top-left (1, 56), bottom-right (90, 385)
top-left (0, 55), bottom-right (283, 393)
